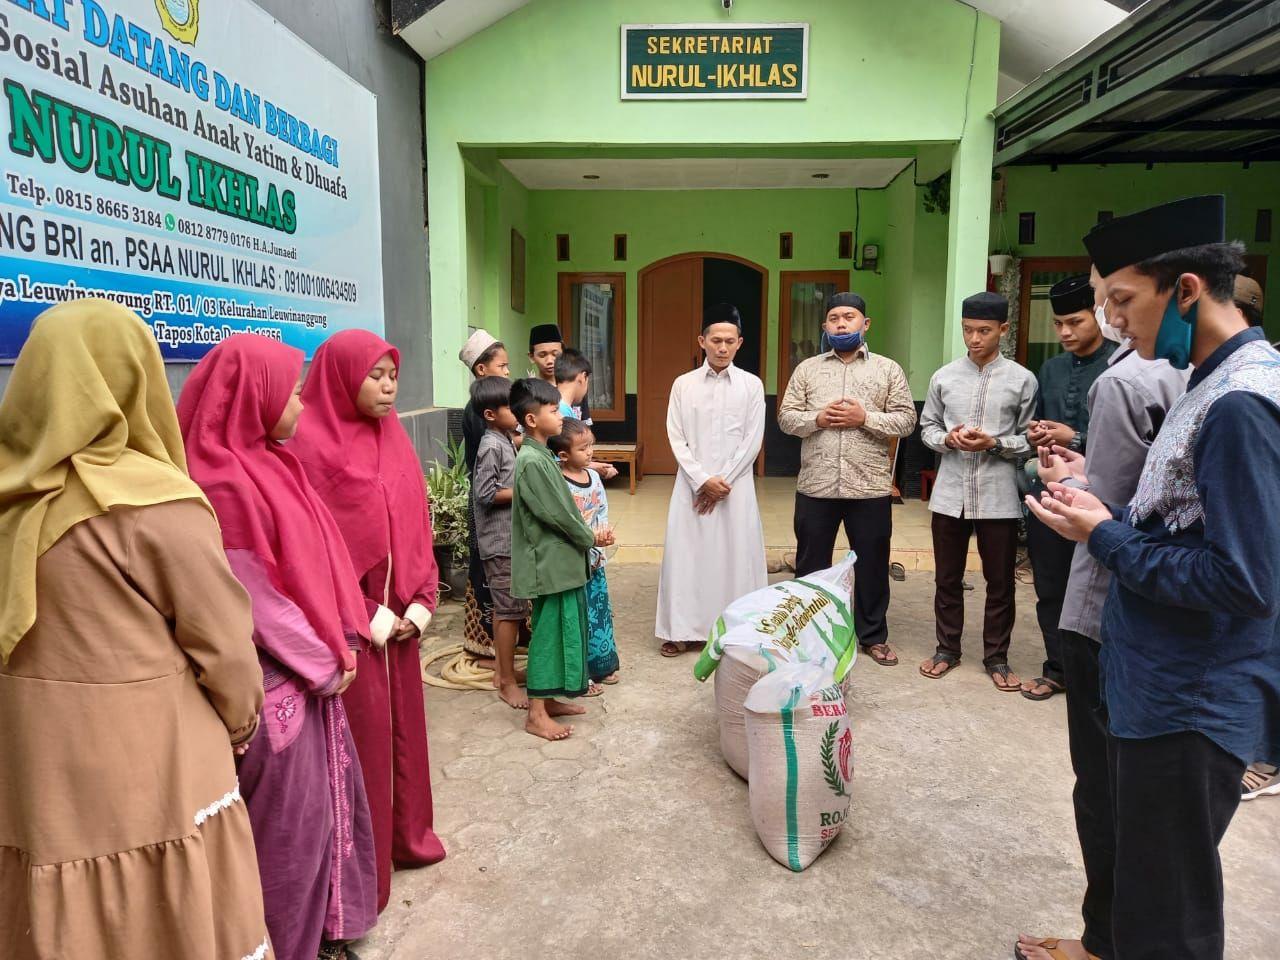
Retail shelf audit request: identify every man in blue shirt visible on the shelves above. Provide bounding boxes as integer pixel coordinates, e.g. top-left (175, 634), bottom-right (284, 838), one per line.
top-left (1026, 195), bottom-right (1280, 960)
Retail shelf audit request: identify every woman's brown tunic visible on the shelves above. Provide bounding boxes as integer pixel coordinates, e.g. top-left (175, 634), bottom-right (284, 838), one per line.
top-left (0, 500), bottom-right (274, 960)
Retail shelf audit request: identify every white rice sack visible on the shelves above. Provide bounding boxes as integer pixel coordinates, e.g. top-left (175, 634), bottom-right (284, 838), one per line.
top-left (693, 553), bottom-right (858, 685)
top-left (713, 645), bottom-right (768, 779)
top-left (744, 664), bottom-right (853, 871)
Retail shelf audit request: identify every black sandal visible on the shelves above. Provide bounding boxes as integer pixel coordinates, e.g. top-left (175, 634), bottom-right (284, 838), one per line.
top-left (1021, 676), bottom-right (1065, 701)
top-left (919, 652), bottom-right (960, 679)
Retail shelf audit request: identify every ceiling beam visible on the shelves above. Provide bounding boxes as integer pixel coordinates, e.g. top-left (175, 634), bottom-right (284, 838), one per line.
top-left (1080, 118), bottom-right (1280, 133)
top-left (1012, 148), bottom-right (1280, 165)
top-left (1166, 72), bottom-right (1280, 90)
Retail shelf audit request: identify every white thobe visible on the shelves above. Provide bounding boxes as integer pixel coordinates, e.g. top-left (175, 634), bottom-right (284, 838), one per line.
top-left (655, 362), bottom-right (767, 644)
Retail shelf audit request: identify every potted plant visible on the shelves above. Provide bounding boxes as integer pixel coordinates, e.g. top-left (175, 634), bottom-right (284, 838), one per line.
top-left (425, 437), bottom-right (472, 600)
top-left (988, 249), bottom-right (1014, 277)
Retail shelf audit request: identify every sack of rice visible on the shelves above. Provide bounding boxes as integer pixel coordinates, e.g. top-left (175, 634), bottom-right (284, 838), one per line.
top-left (744, 663), bottom-right (853, 871)
top-left (693, 553), bottom-right (859, 685)
top-left (713, 645), bottom-right (769, 779)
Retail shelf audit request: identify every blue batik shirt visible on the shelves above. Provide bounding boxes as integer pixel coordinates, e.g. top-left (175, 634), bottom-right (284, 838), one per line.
top-left (1088, 328), bottom-right (1280, 766)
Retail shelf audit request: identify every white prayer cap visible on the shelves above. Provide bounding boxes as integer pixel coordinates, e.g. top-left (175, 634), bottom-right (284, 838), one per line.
top-left (459, 329), bottom-right (499, 371)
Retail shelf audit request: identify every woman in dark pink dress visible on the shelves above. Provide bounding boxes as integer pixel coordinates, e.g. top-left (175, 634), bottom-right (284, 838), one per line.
top-left (294, 330), bottom-right (446, 913)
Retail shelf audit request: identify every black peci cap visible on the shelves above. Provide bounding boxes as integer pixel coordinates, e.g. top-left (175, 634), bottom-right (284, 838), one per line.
top-left (824, 292), bottom-right (867, 316)
top-left (1048, 275), bottom-right (1095, 316)
top-left (1083, 195), bottom-right (1226, 279)
top-left (528, 324), bottom-right (563, 351)
top-left (962, 291), bottom-right (1008, 321)
top-left (703, 302), bottom-right (742, 332)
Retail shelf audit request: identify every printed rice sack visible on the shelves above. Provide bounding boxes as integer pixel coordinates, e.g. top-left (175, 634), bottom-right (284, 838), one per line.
top-left (694, 554), bottom-right (859, 685)
top-left (713, 645), bottom-right (769, 779)
top-left (744, 664), bottom-right (853, 872)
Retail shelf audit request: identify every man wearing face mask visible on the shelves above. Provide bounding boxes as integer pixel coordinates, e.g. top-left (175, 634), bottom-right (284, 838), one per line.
top-left (1025, 195), bottom-right (1280, 960)
top-left (778, 293), bottom-right (916, 667)
top-left (1015, 279), bottom-right (1187, 960)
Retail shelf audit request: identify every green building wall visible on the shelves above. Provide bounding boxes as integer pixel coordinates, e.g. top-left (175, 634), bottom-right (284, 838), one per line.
top-left (993, 162), bottom-right (1280, 341)
top-left (426, 0), bottom-right (1001, 406)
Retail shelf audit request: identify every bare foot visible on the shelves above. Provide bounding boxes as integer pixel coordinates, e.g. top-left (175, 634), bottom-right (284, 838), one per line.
top-left (545, 699), bottom-right (587, 717)
top-left (525, 714), bottom-right (573, 740)
top-left (514, 667), bottom-right (528, 684)
top-left (472, 656), bottom-right (497, 670)
top-left (1016, 935), bottom-right (1093, 960)
top-left (497, 681), bottom-right (529, 710)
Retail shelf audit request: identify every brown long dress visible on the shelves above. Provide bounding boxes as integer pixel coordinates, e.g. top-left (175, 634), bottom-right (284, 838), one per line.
top-left (0, 500), bottom-right (274, 960)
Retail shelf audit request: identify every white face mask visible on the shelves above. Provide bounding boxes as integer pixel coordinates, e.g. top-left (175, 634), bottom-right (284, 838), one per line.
top-left (1096, 303), bottom-right (1126, 346)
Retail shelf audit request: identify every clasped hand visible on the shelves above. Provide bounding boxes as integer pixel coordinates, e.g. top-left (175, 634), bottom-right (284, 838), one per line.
top-left (816, 398), bottom-right (867, 430)
top-left (945, 425), bottom-right (996, 452)
top-left (1027, 419), bottom-right (1077, 448)
top-left (695, 476), bottom-right (732, 515)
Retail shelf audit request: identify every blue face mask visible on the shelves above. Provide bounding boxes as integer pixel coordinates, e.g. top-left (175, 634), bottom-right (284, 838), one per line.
top-left (826, 330), bottom-right (864, 353)
top-left (1154, 291), bottom-right (1199, 370)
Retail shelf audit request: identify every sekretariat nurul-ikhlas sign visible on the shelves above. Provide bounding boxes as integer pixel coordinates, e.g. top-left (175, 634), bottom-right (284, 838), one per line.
top-left (621, 24), bottom-right (808, 100)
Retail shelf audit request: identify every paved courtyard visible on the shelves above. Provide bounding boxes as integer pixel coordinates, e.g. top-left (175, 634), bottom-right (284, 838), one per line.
top-left (357, 564), bottom-right (1280, 960)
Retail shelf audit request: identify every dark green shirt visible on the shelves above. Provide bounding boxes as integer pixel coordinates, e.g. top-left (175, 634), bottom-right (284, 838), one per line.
top-left (1034, 340), bottom-right (1117, 451)
top-left (511, 438), bottom-right (595, 599)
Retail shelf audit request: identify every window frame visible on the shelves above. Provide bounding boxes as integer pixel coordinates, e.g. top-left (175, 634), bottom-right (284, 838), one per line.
top-left (557, 271), bottom-right (627, 422)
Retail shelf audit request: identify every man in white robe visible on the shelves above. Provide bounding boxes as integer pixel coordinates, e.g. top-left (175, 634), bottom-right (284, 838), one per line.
top-left (656, 303), bottom-right (767, 655)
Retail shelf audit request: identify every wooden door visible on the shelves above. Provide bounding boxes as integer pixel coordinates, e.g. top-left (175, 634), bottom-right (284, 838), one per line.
top-left (639, 257), bottom-right (702, 474)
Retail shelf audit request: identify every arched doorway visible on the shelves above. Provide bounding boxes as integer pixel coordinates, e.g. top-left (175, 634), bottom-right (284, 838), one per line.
top-left (638, 252), bottom-right (768, 475)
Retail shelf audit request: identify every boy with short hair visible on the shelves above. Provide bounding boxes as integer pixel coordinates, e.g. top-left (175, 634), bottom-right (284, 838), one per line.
top-left (470, 375), bottom-right (529, 710)
top-left (509, 378), bottom-right (613, 740)
top-left (554, 348), bottom-right (592, 420)
top-left (919, 291), bottom-right (1037, 691)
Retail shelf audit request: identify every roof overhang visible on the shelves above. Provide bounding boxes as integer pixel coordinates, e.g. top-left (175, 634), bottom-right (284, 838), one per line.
top-left (993, 0), bottom-right (1280, 166)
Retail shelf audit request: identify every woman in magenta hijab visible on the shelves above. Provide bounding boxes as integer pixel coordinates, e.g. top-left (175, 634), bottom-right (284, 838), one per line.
top-left (293, 329), bottom-right (446, 913)
top-left (178, 334), bottom-right (378, 960)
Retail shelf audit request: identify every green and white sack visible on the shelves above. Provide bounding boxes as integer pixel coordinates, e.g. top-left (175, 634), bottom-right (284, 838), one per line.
top-left (744, 663), bottom-right (853, 871)
top-left (713, 645), bottom-right (769, 779)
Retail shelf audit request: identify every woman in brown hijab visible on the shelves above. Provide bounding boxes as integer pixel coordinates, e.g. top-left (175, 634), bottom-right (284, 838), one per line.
top-left (0, 301), bottom-right (273, 960)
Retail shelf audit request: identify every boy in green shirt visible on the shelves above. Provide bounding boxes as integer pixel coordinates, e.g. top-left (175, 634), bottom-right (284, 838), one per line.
top-left (510, 378), bottom-right (614, 740)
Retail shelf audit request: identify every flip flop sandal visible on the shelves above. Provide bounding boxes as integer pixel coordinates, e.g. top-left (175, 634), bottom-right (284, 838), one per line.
top-left (582, 682), bottom-right (604, 698)
top-left (659, 641), bottom-right (696, 658)
top-left (988, 664), bottom-right (1021, 692)
top-left (889, 562), bottom-right (906, 582)
top-left (863, 644), bottom-right (899, 666)
top-left (1013, 937), bottom-right (1101, 960)
top-left (919, 652), bottom-right (959, 679)
top-left (1020, 677), bottom-right (1065, 701)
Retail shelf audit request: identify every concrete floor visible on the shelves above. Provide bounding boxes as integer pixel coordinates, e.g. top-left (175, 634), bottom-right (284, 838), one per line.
top-left (356, 565), bottom-right (1279, 960)
top-left (608, 476), bottom-right (982, 571)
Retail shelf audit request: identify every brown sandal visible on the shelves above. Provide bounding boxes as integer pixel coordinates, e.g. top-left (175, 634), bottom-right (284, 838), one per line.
top-left (919, 652), bottom-right (959, 679)
top-left (660, 641), bottom-right (697, 657)
top-left (1014, 937), bottom-right (1101, 960)
top-left (863, 643), bottom-right (899, 666)
top-left (988, 664), bottom-right (1022, 692)
top-left (1021, 676), bottom-right (1065, 701)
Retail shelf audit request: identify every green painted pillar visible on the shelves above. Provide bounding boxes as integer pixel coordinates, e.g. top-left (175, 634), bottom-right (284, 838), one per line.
top-left (426, 134), bottom-right (470, 407)
top-left (942, 13), bottom-right (1000, 362)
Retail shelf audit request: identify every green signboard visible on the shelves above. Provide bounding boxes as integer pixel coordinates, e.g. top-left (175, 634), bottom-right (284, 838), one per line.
top-left (621, 23), bottom-right (809, 100)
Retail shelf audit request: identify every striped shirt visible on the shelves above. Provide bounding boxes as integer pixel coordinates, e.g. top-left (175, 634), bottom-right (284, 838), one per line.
top-left (919, 354), bottom-right (1037, 519)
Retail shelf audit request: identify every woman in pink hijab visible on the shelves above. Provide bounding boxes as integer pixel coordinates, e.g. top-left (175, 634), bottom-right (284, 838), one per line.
top-left (293, 329), bottom-right (446, 914)
top-left (178, 334), bottom-right (378, 960)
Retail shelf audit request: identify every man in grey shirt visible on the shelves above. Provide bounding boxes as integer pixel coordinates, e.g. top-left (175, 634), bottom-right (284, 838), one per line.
top-left (919, 292), bottom-right (1037, 691)
top-left (1016, 292), bottom-right (1186, 960)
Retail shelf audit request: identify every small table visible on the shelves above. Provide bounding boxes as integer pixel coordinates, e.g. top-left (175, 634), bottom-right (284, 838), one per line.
top-left (593, 442), bottom-right (644, 495)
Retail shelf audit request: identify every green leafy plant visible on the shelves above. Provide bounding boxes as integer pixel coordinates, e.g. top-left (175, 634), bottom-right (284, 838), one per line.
top-left (425, 438), bottom-right (470, 564)
top-left (820, 721), bottom-right (850, 798)
top-left (922, 172), bottom-right (950, 215)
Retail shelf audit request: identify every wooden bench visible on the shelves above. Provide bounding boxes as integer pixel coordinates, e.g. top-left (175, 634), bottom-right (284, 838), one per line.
top-left (593, 442), bottom-right (643, 495)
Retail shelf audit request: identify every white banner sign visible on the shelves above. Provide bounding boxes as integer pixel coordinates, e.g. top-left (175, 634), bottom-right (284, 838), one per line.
top-left (0, 0), bottom-right (384, 360)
